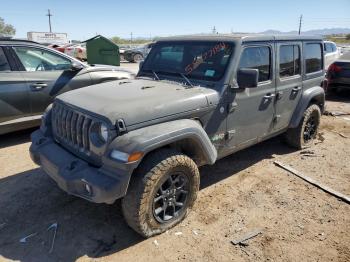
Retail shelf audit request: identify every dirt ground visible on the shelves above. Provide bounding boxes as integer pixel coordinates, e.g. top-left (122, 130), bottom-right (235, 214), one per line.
top-left (0, 89), bottom-right (349, 262)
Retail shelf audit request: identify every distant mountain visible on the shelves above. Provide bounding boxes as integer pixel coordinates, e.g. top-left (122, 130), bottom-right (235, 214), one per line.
top-left (260, 28), bottom-right (350, 35)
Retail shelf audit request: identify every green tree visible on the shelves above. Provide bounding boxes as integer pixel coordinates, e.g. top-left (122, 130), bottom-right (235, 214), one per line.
top-left (346, 34), bottom-right (350, 40)
top-left (0, 17), bottom-right (16, 36)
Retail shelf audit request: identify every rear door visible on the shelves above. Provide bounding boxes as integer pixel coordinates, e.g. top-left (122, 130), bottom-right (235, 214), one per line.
top-left (226, 43), bottom-right (276, 150)
top-left (11, 45), bottom-right (73, 115)
top-left (303, 42), bottom-right (324, 92)
top-left (0, 46), bottom-right (31, 124)
top-left (274, 42), bottom-right (303, 131)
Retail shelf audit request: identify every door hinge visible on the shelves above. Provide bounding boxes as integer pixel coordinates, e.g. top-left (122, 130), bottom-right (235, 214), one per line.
top-left (227, 102), bottom-right (238, 113)
top-left (273, 115), bottom-right (281, 123)
top-left (226, 130), bottom-right (236, 140)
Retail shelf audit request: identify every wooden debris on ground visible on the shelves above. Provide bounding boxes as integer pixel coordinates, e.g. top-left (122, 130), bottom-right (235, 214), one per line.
top-left (231, 229), bottom-right (263, 246)
top-left (274, 161), bottom-right (350, 204)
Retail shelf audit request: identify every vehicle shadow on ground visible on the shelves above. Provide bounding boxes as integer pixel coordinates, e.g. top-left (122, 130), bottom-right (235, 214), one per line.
top-left (326, 89), bottom-right (350, 103)
top-left (0, 128), bottom-right (36, 149)
top-left (0, 136), bottom-right (294, 262)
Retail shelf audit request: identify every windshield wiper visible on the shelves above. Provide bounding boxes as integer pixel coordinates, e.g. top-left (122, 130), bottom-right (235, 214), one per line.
top-left (151, 70), bottom-right (160, 81)
top-left (179, 72), bottom-right (194, 88)
top-left (145, 69), bottom-right (194, 88)
top-left (154, 70), bottom-right (194, 88)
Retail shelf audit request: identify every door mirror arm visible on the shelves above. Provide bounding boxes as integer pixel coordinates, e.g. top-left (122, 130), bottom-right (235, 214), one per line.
top-left (69, 62), bottom-right (84, 71)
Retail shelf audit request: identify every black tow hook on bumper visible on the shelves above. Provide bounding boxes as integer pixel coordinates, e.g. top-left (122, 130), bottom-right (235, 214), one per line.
top-left (29, 130), bottom-right (130, 204)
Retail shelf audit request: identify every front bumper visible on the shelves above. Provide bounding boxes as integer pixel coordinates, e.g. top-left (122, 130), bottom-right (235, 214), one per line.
top-left (30, 130), bottom-right (131, 204)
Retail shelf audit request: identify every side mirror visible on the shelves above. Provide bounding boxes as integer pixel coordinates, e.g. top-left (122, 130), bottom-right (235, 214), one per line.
top-left (70, 61), bottom-right (84, 71)
top-left (237, 68), bottom-right (259, 88)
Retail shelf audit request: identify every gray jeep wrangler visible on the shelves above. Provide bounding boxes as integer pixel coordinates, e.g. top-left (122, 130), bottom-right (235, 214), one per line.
top-left (30, 35), bottom-right (325, 237)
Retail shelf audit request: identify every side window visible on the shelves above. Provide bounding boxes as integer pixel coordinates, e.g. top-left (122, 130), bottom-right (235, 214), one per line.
top-left (0, 47), bottom-right (11, 71)
top-left (331, 43), bottom-right (337, 52)
top-left (305, 43), bottom-right (322, 74)
top-left (324, 43), bottom-right (333, 53)
top-left (279, 45), bottom-right (300, 78)
top-left (12, 46), bottom-right (72, 72)
top-left (239, 46), bottom-right (271, 82)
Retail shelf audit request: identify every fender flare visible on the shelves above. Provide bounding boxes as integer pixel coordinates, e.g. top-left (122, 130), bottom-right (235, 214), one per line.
top-left (289, 86), bottom-right (325, 128)
top-left (107, 119), bottom-right (218, 166)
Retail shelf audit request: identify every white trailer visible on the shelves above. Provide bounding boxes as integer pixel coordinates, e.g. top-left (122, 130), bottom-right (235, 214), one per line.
top-left (27, 32), bottom-right (68, 45)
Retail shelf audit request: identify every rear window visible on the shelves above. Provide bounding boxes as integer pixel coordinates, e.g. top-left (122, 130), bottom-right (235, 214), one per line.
top-left (305, 43), bottom-right (322, 74)
top-left (279, 45), bottom-right (300, 78)
top-left (239, 46), bottom-right (271, 82)
top-left (0, 47), bottom-right (11, 71)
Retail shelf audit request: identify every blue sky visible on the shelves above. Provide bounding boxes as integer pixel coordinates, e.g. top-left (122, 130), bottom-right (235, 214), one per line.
top-left (2, 0), bottom-right (350, 40)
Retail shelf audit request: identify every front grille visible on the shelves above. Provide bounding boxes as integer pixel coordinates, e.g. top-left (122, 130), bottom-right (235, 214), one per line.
top-left (51, 102), bottom-right (93, 153)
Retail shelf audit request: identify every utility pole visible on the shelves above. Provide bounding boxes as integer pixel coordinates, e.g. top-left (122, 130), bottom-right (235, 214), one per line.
top-left (212, 26), bottom-right (217, 34)
top-left (46, 9), bottom-right (53, 32)
top-left (130, 32), bottom-right (133, 43)
top-left (298, 14), bottom-right (303, 35)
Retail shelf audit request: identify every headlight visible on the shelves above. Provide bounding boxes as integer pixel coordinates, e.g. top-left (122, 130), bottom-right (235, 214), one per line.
top-left (99, 123), bottom-right (109, 142)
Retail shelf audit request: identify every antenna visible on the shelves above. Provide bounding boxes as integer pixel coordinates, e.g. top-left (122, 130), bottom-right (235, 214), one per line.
top-left (298, 15), bottom-right (303, 35)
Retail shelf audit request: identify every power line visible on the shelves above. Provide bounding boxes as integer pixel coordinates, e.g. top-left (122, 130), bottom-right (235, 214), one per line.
top-left (46, 9), bottom-right (53, 32)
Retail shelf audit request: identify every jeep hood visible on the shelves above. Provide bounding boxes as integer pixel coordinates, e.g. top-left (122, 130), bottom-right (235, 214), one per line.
top-left (57, 79), bottom-right (215, 126)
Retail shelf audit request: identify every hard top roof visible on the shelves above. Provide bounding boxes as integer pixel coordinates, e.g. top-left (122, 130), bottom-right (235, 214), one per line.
top-left (157, 34), bottom-right (323, 42)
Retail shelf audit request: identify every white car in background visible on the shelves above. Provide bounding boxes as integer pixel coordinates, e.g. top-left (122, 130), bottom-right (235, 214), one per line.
top-left (324, 41), bottom-right (340, 70)
top-left (64, 43), bottom-right (87, 61)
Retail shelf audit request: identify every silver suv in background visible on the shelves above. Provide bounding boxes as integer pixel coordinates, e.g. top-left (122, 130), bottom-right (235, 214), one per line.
top-left (0, 38), bottom-right (134, 135)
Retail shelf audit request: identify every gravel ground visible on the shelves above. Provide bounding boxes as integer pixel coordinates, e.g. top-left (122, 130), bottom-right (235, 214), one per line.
top-left (0, 86), bottom-right (349, 262)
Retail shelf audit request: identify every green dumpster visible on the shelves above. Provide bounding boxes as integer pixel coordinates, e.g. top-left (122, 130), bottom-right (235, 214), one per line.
top-left (84, 35), bottom-right (120, 66)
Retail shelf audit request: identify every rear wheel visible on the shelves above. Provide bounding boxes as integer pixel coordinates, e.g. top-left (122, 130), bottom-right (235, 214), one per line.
top-left (122, 149), bottom-right (200, 237)
top-left (285, 104), bottom-right (321, 149)
top-left (132, 53), bottom-right (143, 62)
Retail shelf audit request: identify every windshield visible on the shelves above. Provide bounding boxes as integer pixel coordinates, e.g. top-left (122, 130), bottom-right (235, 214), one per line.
top-left (140, 41), bottom-right (234, 81)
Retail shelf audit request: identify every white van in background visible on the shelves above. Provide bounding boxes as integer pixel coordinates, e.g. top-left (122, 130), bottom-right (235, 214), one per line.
top-left (323, 41), bottom-right (340, 70)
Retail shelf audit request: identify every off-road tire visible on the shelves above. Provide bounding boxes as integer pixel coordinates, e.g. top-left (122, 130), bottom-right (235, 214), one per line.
top-left (122, 149), bottom-right (200, 238)
top-left (285, 104), bottom-right (321, 149)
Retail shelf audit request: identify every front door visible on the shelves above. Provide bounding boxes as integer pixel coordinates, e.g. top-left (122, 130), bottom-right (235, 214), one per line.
top-left (226, 44), bottom-right (276, 151)
top-left (274, 42), bottom-right (303, 131)
top-left (11, 46), bottom-right (72, 115)
top-left (0, 46), bottom-right (30, 124)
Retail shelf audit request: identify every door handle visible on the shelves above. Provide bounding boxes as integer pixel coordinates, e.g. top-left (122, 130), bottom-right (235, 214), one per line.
top-left (263, 93), bottom-right (275, 100)
top-left (276, 91), bottom-right (283, 100)
top-left (292, 86), bottom-right (302, 92)
top-left (30, 83), bottom-right (48, 91)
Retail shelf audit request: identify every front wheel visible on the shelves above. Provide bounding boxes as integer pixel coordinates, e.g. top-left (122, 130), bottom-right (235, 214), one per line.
top-left (285, 104), bottom-right (321, 149)
top-left (122, 149), bottom-right (200, 237)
